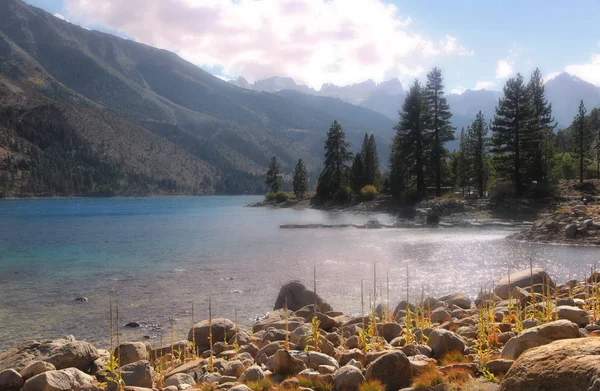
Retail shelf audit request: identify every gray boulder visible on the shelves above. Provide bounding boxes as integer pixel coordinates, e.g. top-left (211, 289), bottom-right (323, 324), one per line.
top-left (365, 351), bottom-right (412, 391)
top-left (438, 292), bottom-right (471, 309)
top-left (115, 342), bottom-right (147, 366)
top-left (273, 281), bottom-right (332, 312)
top-left (238, 365), bottom-right (265, 383)
top-left (164, 373), bottom-right (195, 389)
top-left (426, 329), bottom-right (466, 359)
top-left (187, 318), bottom-right (237, 347)
top-left (494, 268), bottom-right (554, 300)
top-left (556, 305), bottom-right (589, 327)
top-left (119, 360), bottom-right (153, 388)
top-left (0, 369), bottom-right (24, 391)
top-left (334, 365), bottom-right (365, 391)
top-left (501, 319), bottom-right (581, 360)
top-left (23, 368), bottom-right (94, 391)
top-left (19, 361), bottom-right (56, 380)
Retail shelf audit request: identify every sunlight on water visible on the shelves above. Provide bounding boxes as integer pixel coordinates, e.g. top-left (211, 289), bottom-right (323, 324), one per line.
top-left (0, 196), bottom-right (598, 349)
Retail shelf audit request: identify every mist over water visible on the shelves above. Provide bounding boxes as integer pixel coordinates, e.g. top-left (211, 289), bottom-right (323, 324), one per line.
top-left (0, 196), bottom-right (597, 350)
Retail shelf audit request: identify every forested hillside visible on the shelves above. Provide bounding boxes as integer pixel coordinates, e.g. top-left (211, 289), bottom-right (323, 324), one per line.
top-left (0, 0), bottom-right (394, 196)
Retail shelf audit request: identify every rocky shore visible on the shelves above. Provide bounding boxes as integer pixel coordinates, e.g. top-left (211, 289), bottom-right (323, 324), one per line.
top-left (509, 205), bottom-right (600, 246)
top-left (2, 270), bottom-right (600, 391)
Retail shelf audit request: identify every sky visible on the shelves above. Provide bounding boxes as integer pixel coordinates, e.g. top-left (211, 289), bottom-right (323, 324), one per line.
top-left (24, 0), bottom-right (600, 94)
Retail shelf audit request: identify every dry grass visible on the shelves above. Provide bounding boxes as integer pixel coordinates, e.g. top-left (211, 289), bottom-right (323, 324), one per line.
top-left (247, 378), bottom-right (274, 391)
top-left (440, 350), bottom-right (472, 366)
top-left (412, 364), bottom-right (445, 391)
top-left (445, 368), bottom-right (471, 387)
top-left (358, 380), bottom-right (385, 391)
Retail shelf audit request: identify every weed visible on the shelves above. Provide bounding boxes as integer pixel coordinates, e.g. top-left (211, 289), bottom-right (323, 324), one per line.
top-left (233, 309), bottom-right (240, 359)
top-left (412, 364), bottom-right (444, 391)
top-left (480, 367), bottom-right (497, 382)
top-left (247, 378), bottom-right (274, 391)
top-left (476, 293), bottom-right (499, 367)
top-left (440, 350), bottom-right (472, 366)
top-left (358, 380), bottom-right (385, 391)
top-left (305, 315), bottom-right (322, 352)
top-left (196, 382), bottom-right (219, 391)
top-left (296, 375), bottom-right (314, 389)
top-left (314, 377), bottom-right (334, 391)
top-left (208, 296), bottom-right (214, 372)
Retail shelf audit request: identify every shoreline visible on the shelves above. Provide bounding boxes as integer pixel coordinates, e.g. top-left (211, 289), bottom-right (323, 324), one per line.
top-left (2, 272), bottom-right (600, 391)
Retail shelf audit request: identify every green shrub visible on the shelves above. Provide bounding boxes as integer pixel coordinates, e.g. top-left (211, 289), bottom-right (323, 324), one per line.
top-left (275, 192), bottom-right (291, 203)
top-left (265, 192), bottom-right (277, 201)
top-left (360, 185), bottom-right (378, 201)
top-left (334, 186), bottom-right (352, 203)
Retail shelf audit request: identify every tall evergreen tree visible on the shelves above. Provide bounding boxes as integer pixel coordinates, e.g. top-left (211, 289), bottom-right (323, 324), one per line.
top-left (292, 159), bottom-right (308, 198)
top-left (465, 112), bottom-right (488, 197)
top-left (592, 109), bottom-right (600, 180)
top-left (526, 68), bottom-right (556, 182)
top-left (393, 80), bottom-right (431, 196)
top-left (425, 67), bottom-right (454, 196)
top-left (388, 135), bottom-right (406, 197)
top-left (491, 73), bottom-right (531, 197)
top-left (265, 156), bottom-right (282, 192)
top-left (350, 153), bottom-right (365, 193)
top-left (361, 134), bottom-right (380, 188)
top-left (316, 120), bottom-right (353, 199)
top-left (456, 128), bottom-right (471, 194)
top-left (573, 100), bottom-right (589, 183)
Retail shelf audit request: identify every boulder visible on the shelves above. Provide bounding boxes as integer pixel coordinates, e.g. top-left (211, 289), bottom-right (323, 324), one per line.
top-left (572, 205), bottom-right (588, 215)
top-left (494, 268), bottom-right (554, 300)
top-left (19, 361), bottom-right (56, 380)
top-left (499, 337), bottom-right (600, 391)
top-left (163, 373), bottom-right (195, 389)
top-left (238, 365), bottom-right (265, 383)
top-left (556, 305), bottom-right (589, 327)
top-left (230, 385), bottom-right (252, 391)
top-left (119, 360), bottom-right (153, 388)
top-left (437, 292), bottom-right (471, 309)
top-left (150, 341), bottom-right (192, 361)
top-left (188, 318), bottom-right (236, 347)
top-left (0, 337), bottom-right (99, 373)
top-left (501, 319), bottom-right (581, 360)
top-left (338, 349), bottom-right (365, 366)
top-left (115, 342), bottom-right (147, 367)
top-left (273, 281), bottom-right (332, 312)
top-left (565, 224), bottom-right (578, 239)
top-left (430, 307), bottom-right (451, 323)
top-left (380, 323), bottom-right (402, 342)
top-left (164, 359), bottom-right (204, 382)
top-left (304, 352), bottom-right (339, 370)
top-left (23, 368), bottom-right (94, 391)
top-left (273, 349), bottom-right (305, 376)
top-left (365, 351), bottom-right (412, 391)
top-left (400, 344), bottom-right (432, 358)
top-left (333, 365), bottom-right (365, 391)
top-left (484, 359), bottom-right (514, 375)
top-left (0, 369), bottom-right (24, 391)
top-left (426, 329), bottom-right (466, 360)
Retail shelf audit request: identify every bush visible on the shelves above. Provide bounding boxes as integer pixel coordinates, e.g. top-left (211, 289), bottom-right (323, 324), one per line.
top-left (360, 185), bottom-right (378, 201)
top-left (412, 364), bottom-right (444, 391)
top-left (334, 186), bottom-right (352, 203)
top-left (358, 380), bottom-right (385, 391)
top-left (489, 181), bottom-right (514, 199)
top-left (265, 192), bottom-right (292, 202)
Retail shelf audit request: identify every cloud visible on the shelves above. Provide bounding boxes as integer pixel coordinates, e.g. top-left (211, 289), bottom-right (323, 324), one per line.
top-left (63, 0), bottom-right (472, 88)
top-left (495, 60), bottom-right (512, 79)
top-left (451, 85), bottom-right (466, 95)
top-left (53, 13), bottom-right (67, 21)
top-left (564, 54), bottom-right (600, 86)
top-left (440, 35), bottom-right (474, 56)
top-left (473, 81), bottom-right (494, 90)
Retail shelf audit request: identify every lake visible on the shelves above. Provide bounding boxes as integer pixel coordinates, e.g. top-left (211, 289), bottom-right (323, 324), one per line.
top-left (0, 196), bottom-right (597, 351)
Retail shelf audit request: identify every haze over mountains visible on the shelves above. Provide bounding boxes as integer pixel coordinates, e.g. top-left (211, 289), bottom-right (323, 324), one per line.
top-left (0, 0), bottom-right (599, 196)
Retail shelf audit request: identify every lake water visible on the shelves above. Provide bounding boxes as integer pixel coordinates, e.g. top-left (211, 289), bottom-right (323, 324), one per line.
top-left (0, 196), bottom-right (598, 351)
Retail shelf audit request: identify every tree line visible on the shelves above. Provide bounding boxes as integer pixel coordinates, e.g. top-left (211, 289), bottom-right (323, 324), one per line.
top-left (265, 66), bottom-right (600, 202)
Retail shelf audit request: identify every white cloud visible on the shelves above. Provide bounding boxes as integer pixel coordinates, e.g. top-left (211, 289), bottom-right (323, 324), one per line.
top-left (564, 54), bottom-right (600, 86)
top-left (440, 35), bottom-right (474, 56)
top-left (495, 60), bottom-right (513, 79)
top-left (63, 0), bottom-right (472, 88)
top-left (53, 13), bottom-right (67, 21)
top-left (451, 85), bottom-right (466, 95)
top-left (473, 81), bottom-right (494, 90)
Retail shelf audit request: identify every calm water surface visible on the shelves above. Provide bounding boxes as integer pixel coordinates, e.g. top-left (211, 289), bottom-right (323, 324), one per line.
top-left (0, 196), bottom-right (597, 350)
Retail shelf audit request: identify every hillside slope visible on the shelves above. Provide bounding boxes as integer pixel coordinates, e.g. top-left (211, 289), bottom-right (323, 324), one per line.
top-left (0, 0), bottom-right (395, 196)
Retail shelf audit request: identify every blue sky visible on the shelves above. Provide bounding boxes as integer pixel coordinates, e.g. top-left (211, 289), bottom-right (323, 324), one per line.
top-left (24, 0), bottom-right (600, 92)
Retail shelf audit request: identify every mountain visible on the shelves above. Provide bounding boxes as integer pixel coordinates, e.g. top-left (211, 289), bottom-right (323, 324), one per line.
top-left (0, 0), bottom-right (395, 196)
top-left (545, 73), bottom-right (600, 128)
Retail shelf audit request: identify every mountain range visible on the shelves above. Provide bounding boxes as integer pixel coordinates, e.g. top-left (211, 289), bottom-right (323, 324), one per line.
top-left (232, 72), bottom-right (600, 135)
top-left (0, 0), bottom-right (395, 196)
top-left (0, 0), bottom-right (599, 196)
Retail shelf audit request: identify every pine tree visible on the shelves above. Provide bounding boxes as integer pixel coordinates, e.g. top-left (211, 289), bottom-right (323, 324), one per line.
top-left (365, 134), bottom-right (380, 187)
top-left (456, 128), bottom-right (471, 195)
top-left (465, 112), bottom-right (488, 197)
top-left (592, 109), bottom-right (600, 180)
top-left (573, 100), bottom-right (589, 183)
top-left (265, 156), bottom-right (282, 193)
top-left (425, 67), bottom-right (454, 196)
top-left (316, 120), bottom-right (353, 199)
top-left (350, 153), bottom-right (365, 193)
top-left (393, 80), bottom-right (431, 196)
top-left (526, 68), bottom-right (556, 182)
top-left (292, 159), bottom-right (308, 198)
top-left (388, 135), bottom-right (406, 197)
top-left (491, 73), bottom-right (531, 197)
